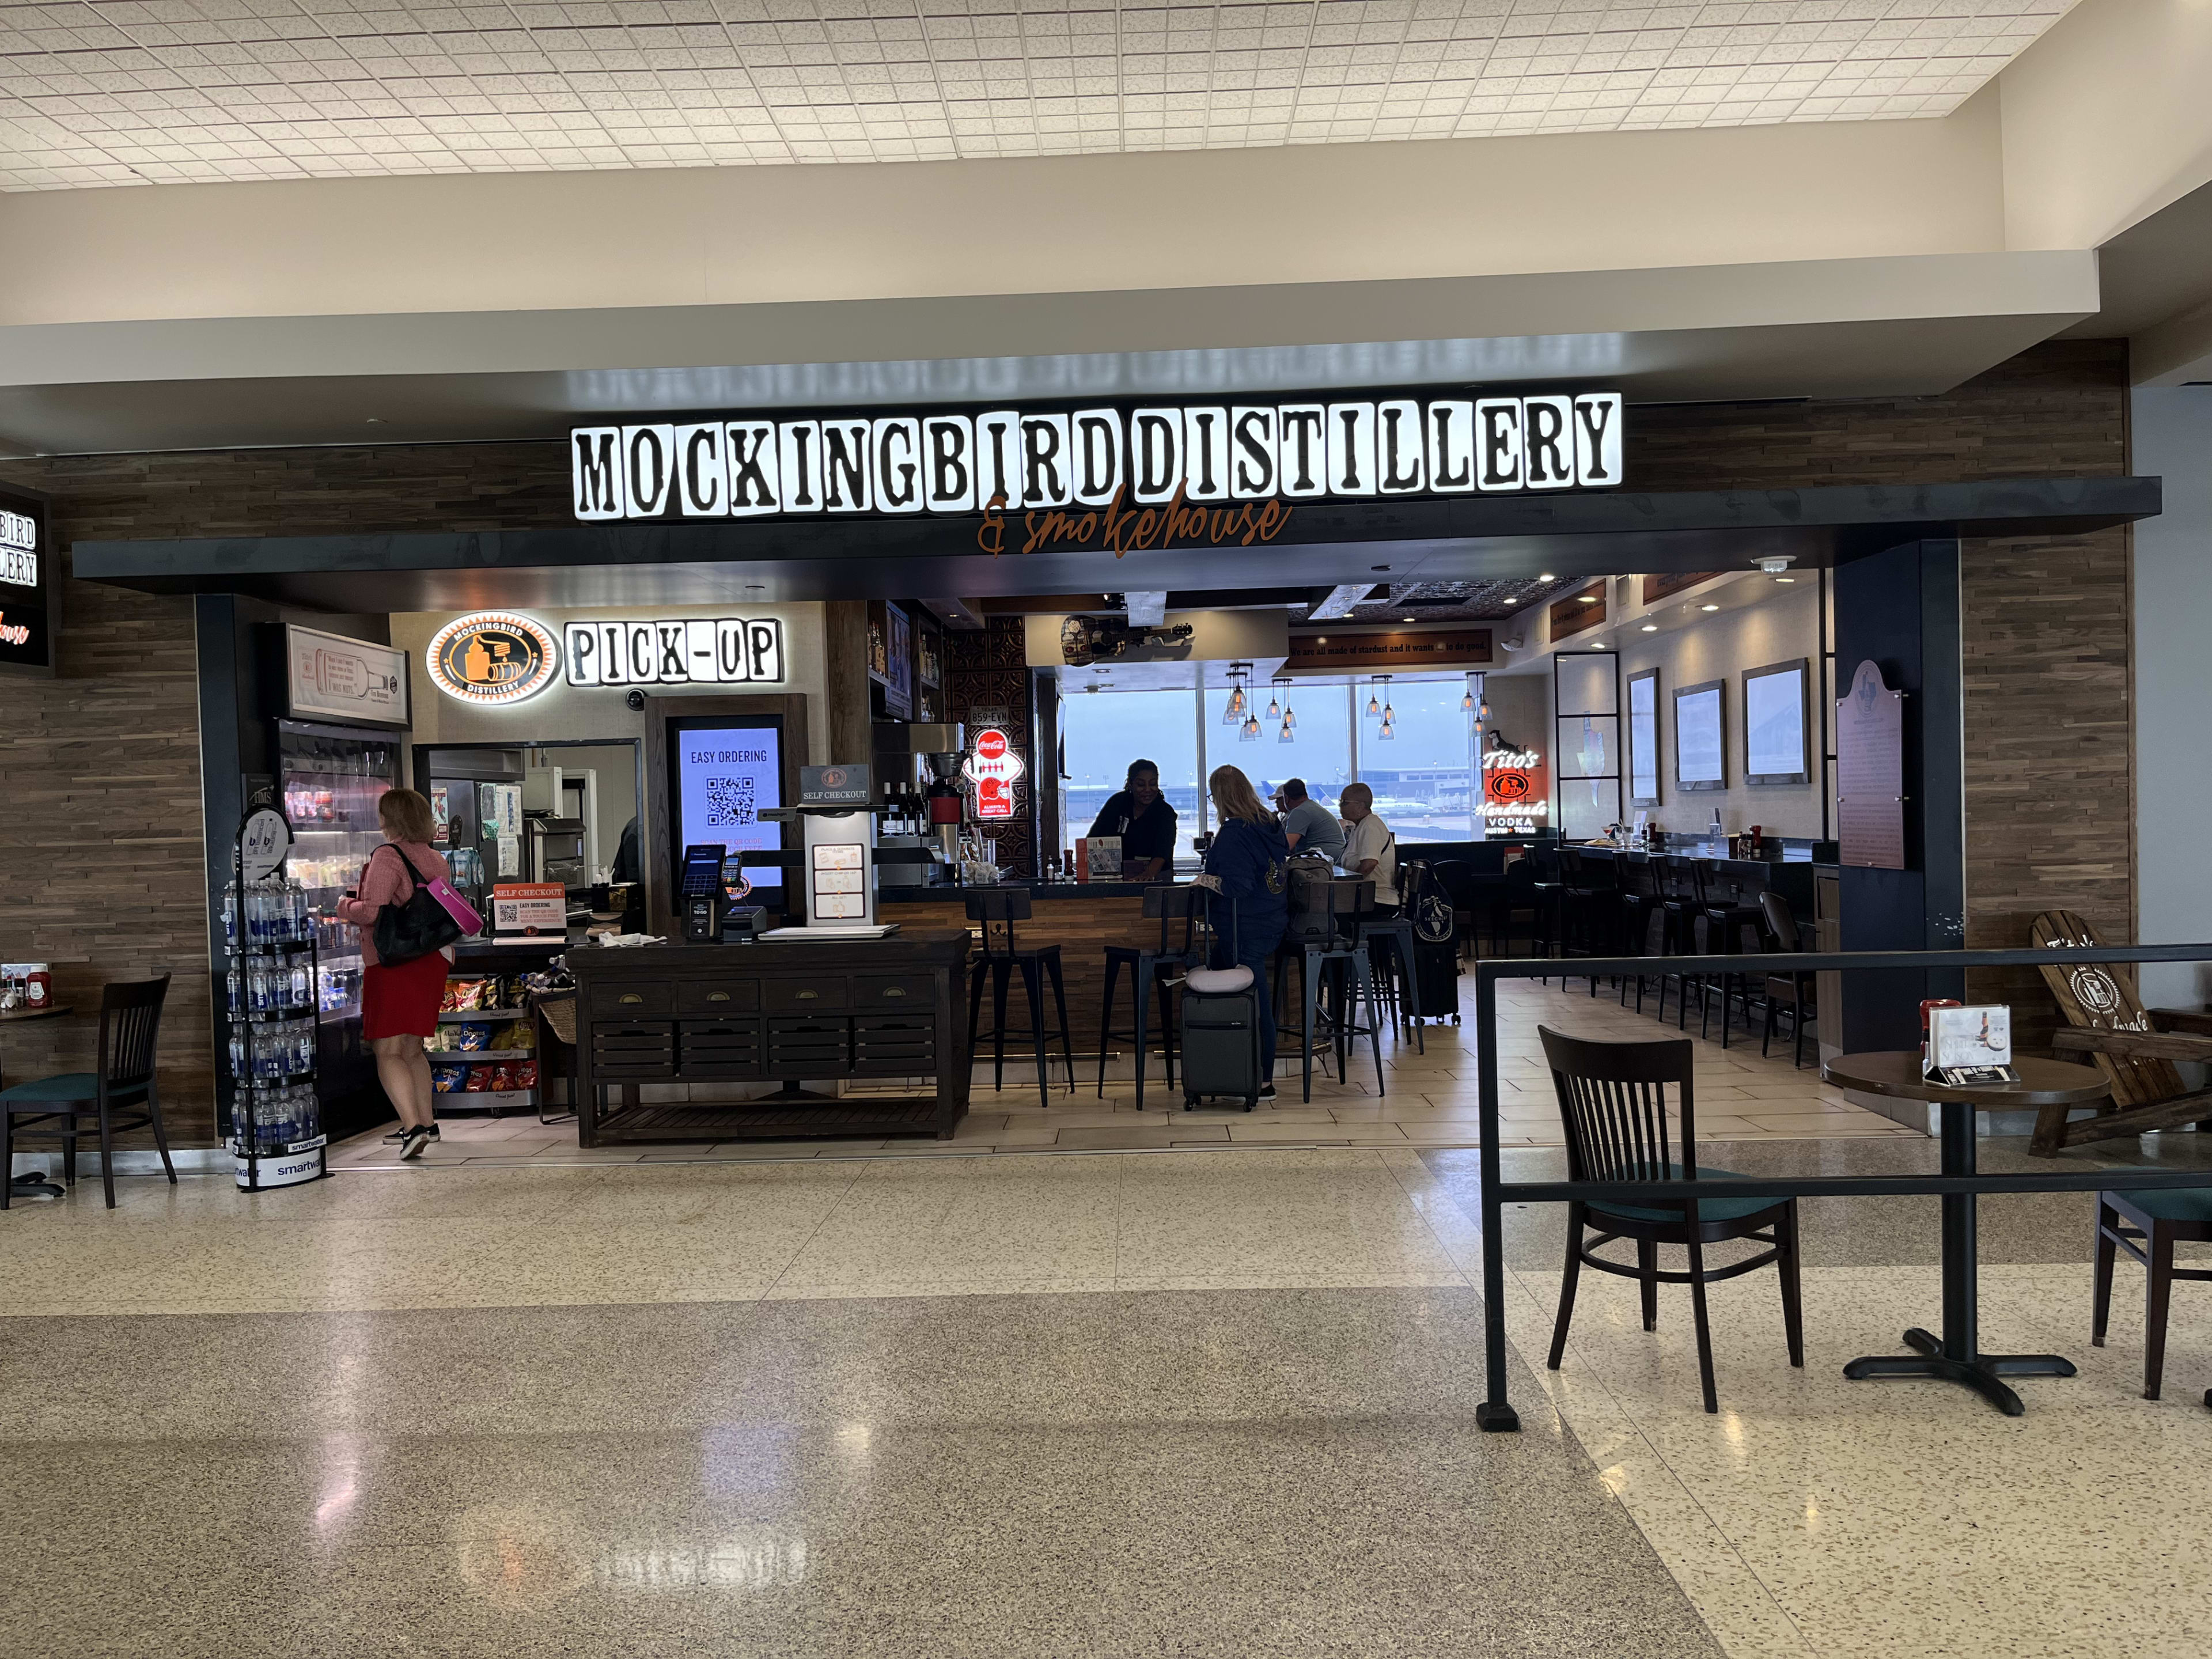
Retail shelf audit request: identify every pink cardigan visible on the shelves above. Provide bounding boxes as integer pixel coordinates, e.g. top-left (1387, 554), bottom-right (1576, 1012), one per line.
top-left (335, 840), bottom-right (452, 969)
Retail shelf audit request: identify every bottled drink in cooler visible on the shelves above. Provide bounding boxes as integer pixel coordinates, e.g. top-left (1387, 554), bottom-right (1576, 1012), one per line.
top-left (221, 881), bottom-right (240, 950)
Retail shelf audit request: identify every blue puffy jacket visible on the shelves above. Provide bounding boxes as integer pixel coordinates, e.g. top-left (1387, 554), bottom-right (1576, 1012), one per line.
top-left (1202, 815), bottom-right (1291, 941)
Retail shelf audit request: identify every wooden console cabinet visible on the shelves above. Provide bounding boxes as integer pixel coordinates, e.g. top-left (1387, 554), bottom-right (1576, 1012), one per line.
top-left (568, 933), bottom-right (968, 1146)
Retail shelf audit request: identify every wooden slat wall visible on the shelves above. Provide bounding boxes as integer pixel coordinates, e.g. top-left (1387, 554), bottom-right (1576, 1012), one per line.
top-left (1629, 338), bottom-right (2135, 1045)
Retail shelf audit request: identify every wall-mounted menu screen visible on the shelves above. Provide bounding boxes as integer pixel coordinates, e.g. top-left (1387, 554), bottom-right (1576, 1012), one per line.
top-left (1627, 668), bottom-right (1660, 806)
top-left (1743, 658), bottom-right (1811, 785)
top-left (1674, 679), bottom-right (1725, 792)
top-left (669, 719), bottom-right (785, 898)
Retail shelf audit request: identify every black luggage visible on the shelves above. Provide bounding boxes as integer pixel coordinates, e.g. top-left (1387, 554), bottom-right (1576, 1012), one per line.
top-left (1180, 977), bottom-right (1263, 1110)
top-left (1404, 860), bottom-right (1462, 1024)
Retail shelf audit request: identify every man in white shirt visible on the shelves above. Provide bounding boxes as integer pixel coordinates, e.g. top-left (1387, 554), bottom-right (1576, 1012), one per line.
top-left (1337, 782), bottom-right (1399, 912)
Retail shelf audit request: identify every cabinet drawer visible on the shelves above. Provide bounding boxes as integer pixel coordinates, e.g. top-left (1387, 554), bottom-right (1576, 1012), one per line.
top-left (766, 978), bottom-right (850, 1014)
top-left (767, 1015), bottom-right (851, 1073)
top-left (678, 981), bottom-right (759, 1015)
top-left (592, 1021), bottom-right (675, 1080)
top-left (853, 974), bottom-right (933, 1010)
top-left (588, 981), bottom-right (673, 1017)
top-left (853, 1013), bottom-right (935, 1075)
top-left (681, 1018), bottom-right (764, 1080)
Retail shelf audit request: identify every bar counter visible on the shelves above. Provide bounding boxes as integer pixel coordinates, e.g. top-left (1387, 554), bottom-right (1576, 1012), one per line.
top-left (880, 880), bottom-right (1184, 1065)
top-left (568, 931), bottom-right (969, 1146)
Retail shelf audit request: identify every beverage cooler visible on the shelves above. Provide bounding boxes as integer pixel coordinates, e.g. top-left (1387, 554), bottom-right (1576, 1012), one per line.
top-left (278, 721), bottom-right (404, 1113)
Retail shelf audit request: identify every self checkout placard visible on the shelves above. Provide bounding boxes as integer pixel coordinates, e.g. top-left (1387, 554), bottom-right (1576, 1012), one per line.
top-left (0, 484), bottom-right (54, 678)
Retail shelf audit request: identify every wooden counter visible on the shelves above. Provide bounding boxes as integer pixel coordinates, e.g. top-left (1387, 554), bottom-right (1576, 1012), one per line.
top-left (568, 933), bottom-right (968, 1146)
top-left (882, 885), bottom-right (1171, 1061)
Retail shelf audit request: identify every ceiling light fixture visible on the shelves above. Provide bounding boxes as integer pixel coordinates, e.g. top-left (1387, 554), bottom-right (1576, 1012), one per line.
top-left (1701, 604), bottom-right (1719, 612)
top-left (1641, 623), bottom-right (1658, 632)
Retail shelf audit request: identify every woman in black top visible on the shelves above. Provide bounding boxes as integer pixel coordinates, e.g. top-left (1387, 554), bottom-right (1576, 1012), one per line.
top-left (1086, 759), bottom-right (1179, 879)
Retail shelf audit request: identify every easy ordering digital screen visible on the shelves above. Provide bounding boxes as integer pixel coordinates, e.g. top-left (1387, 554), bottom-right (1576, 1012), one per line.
top-left (671, 723), bottom-right (782, 893)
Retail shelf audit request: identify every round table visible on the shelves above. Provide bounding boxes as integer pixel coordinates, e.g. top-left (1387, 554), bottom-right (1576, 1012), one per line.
top-left (1823, 1051), bottom-right (2112, 1416)
top-left (3, 1003), bottom-right (77, 1200)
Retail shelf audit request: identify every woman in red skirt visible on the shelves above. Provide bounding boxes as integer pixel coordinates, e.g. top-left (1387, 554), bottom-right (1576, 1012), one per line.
top-left (335, 787), bottom-right (452, 1159)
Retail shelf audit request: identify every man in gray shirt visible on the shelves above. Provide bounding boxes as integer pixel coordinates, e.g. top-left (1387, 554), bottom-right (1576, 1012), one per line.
top-left (1274, 777), bottom-right (1346, 863)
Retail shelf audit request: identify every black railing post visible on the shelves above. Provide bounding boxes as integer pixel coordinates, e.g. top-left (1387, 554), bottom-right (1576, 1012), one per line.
top-left (1475, 961), bottom-right (1519, 1432)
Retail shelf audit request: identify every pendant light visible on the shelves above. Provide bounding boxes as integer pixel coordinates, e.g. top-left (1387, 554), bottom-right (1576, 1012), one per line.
top-left (1282, 694), bottom-right (1297, 730)
top-left (1266, 676), bottom-right (1286, 721)
top-left (1364, 679), bottom-right (1382, 718)
top-left (1278, 715), bottom-right (1295, 743)
top-left (1378, 675), bottom-right (1395, 726)
top-left (1222, 661), bottom-right (1250, 724)
top-left (1460, 674), bottom-right (1476, 713)
top-left (1377, 710), bottom-right (1396, 740)
top-left (1240, 712), bottom-right (1262, 742)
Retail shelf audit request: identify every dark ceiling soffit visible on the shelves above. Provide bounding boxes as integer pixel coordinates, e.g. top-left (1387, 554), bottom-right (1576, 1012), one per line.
top-left (71, 477), bottom-right (2158, 610)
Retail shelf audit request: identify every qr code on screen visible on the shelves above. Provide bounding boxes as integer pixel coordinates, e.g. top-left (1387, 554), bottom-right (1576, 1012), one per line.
top-left (703, 776), bottom-right (756, 828)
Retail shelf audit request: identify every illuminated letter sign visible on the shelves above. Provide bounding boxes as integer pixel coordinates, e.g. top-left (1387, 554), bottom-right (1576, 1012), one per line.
top-left (562, 617), bottom-right (783, 688)
top-left (570, 392), bottom-right (1626, 523)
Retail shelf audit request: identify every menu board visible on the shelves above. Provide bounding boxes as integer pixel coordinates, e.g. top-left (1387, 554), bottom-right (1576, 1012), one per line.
top-left (1836, 659), bottom-right (1905, 869)
top-left (285, 624), bottom-right (410, 728)
top-left (0, 482), bottom-right (55, 679)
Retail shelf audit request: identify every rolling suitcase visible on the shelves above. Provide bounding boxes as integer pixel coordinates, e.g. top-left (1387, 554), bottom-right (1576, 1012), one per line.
top-left (1180, 972), bottom-right (1263, 1111)
top-left (1405, 860), bottom-right (1462, 1025)
top-left (1181, 889), bottom-right (1264, 1110)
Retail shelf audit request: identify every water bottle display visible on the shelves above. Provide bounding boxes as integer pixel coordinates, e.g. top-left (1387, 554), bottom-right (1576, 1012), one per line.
top-left (227, 813), bottom-right (328, 1191)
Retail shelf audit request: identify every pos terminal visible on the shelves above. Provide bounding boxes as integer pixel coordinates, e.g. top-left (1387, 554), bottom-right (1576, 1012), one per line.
top-left (680, 844), bottom-right (767, 944)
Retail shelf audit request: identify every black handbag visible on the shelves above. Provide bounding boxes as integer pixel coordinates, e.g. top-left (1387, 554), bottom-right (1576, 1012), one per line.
top-left (370, 845), bottom-right (464, 967)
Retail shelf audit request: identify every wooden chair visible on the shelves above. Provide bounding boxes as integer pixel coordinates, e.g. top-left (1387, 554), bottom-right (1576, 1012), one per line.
top-left (1538, 1025), bottom-right (1805, 1414)
top-left (2092, 1188), bottom-right (2212, 1400)
top-left (1756, 889), bottom-right (1817, 1069)
top-left (1, 975), bottom-right (175, 1210)
top-left (2029, 910), bottom-right (2212, 1155)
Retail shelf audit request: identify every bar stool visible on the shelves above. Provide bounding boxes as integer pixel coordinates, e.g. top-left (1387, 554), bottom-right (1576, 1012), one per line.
top-left (1556, 847), bottom-right (1620, 996)
top-left (1277, 877), bottom-right (1386, 1102)
top-left (1616, 857), bottom-right (1666, 1013)
top-left (1351, 913), bottom-right (1425, 1054)
top-left (1693, 862), bottom-right (1768, 1046)
top-left (1098, 884), bottom-right (1202, 1109)
top-left (964, 889), bottom-right (1077, 1108)
top-left (1656, 855), bottom-right (1707, 1029)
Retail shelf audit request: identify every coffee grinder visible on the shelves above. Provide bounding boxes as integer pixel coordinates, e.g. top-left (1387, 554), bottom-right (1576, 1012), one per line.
top-left (922, 748), bottom-right (965, 875)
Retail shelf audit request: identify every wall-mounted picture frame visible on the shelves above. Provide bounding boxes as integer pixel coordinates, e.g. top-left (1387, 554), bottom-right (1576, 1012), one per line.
top-left (1627, 666), bottom-right (1661, 807)
top-left (1743, 657), bottom-right (1811, 785)
top-left (1674, 677), bottom-right (1726, 792)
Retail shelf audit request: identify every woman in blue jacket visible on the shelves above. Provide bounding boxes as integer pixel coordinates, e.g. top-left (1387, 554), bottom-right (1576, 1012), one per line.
top-left (1193, 764), bottom-right (1291, 1096)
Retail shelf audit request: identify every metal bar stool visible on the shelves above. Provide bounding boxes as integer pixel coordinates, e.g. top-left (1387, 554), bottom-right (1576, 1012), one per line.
top-left (964, 889), bottom-right (1077, 1108)
top-left (1098, 884), bottom-right (1201, 1109)
top-left (1692, 862), bottom-right (1769, 1046)
top-left (1351, 914), bottom-right (1424, 1054)
top-left (1277, 874), bottom-right (1386, 1102)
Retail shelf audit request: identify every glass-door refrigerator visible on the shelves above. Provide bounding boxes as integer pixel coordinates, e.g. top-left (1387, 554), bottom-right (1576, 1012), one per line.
top-left (278, 720), bottom-right (402, 1106)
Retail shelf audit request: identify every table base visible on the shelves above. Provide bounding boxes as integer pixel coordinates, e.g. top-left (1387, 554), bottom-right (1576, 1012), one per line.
top-left (1845, 1327), bottom-right (2077, 1417)
top-left (9, 1171), bottom-right (63, 1200)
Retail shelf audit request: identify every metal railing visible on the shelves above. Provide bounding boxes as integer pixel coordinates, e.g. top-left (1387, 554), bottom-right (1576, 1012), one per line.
top-left (1469, 942), bottom-right (2212, 1432)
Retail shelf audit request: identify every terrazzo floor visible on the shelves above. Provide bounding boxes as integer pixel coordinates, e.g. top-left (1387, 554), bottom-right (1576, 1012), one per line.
top-left (6, 1126), bottom-right (2212, 1656)
top-left (330, 975), bottom-right (1913, 1168)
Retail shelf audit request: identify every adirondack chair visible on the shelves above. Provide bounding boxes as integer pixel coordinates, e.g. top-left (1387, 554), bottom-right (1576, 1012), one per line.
top-left (2029, 910), bottom-right (2212, 1156)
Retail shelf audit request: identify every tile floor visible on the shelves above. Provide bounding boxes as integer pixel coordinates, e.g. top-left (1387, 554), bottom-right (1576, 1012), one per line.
top-left (9, 978), bottom-right (2209, 1658)
top-left (331, 975), bottom-right (1915, 1168)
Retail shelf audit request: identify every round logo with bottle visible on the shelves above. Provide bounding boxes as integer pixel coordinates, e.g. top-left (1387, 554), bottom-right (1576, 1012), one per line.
top-left (427, 613), bottom-right (559, 705)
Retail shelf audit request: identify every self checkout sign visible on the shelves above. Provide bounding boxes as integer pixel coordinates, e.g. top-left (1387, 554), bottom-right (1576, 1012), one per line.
top-left (961, 728), bottom-right (1025, 821)
top-left (0, 484), bottom-right (54, 678)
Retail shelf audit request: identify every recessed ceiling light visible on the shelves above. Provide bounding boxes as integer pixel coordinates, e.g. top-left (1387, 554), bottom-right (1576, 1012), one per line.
top-left (1700, 603), bottom-right (1719, 611)
top-left (1315, 635), bottom-right (1327, 643)
top-left (1401, 615), bottom-right (1416, 622)
top-left (1540, 573), bottom-right (1555, 581)
top-left (1577, 594), bottom-right (1600, 604)
top-left (1775, 576), bottom-right (1797, 583)
top-left (1641, 623), bottom-right (1658, 632)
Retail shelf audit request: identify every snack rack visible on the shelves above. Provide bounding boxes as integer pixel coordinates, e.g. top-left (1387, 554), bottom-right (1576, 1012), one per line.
top-left (223, 809), bottom-right (328, 1191)
top-left (427, 974), bottom-right (540, 1117)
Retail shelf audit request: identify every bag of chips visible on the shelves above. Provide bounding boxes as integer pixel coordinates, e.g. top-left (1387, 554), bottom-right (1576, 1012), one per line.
top-left (454, 1022), bottom-right (491, 1051)
top-left (430, 1064), bottom-right (467, 1094)
top-left (508, 1062), bottom-right (537, 1091)
top-left (464, 1065), bottom-right (495, 1092)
